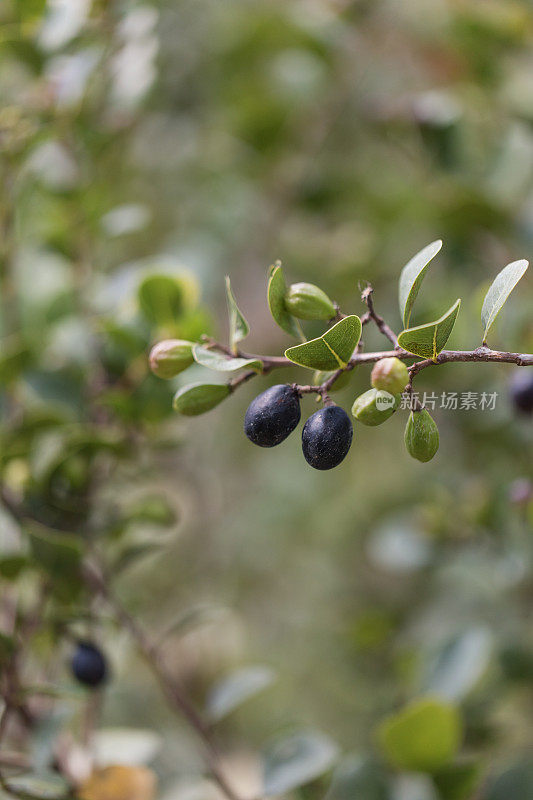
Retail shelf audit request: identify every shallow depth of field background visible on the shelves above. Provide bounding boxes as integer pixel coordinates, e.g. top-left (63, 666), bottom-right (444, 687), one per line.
top-left (1, 1), bottom-right (533, 798)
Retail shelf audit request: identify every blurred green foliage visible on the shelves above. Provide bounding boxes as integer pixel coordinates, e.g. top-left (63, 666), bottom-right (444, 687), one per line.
top-left (0, 1), bottom-right (532, 799)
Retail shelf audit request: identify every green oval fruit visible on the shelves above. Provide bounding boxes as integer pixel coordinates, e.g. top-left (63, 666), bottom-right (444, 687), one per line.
top-left (173, 383), bottom-right (230, 416)
top-left (313, 369), bottom-right (353, 393)
top-left (404, 409), bottom-right (439, 462)
top-left (351, 388), bottom-right (400, 426)
top-left (371, 357), bottom-right (409, 395)
top-left (149, 339), bottom-right (194, 379)
top-left (285, 282), bottom-right (336, 320)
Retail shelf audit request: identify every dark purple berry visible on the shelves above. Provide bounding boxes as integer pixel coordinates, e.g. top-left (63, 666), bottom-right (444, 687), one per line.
top-left (510, 370), bottom-right (533, 415)
top-left (302, 405), bottom-right (353, 470)
top-left (72, 641), bottom-right (108, 688)
top-left (244, 384), bottom-right (301, 447)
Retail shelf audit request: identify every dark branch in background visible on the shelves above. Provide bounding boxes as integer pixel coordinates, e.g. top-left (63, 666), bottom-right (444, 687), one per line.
top-left (0, 493), bottom-right (251, 800)
top-left (82, 562), bottom-right (248, 800)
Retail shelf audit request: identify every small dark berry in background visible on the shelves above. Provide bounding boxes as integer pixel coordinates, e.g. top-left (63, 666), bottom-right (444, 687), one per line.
top-left (72, 641), bottom-right (108, 688)
top-left (244, 384), bottom-right (301, 447)
top-left (302, 406), bottom-right (353, 470)
top-left (510, 370), bottom-right (533, 415)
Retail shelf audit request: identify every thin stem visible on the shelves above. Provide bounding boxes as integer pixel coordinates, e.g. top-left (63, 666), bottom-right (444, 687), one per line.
top-left (409, 346), bottom-right (533, 375)
top-left (208, 342), bottom-right (533, 401)
top-left (360, 285), bottom-right (399, 346)
top-left (82, 563), bottom-right (245, 800)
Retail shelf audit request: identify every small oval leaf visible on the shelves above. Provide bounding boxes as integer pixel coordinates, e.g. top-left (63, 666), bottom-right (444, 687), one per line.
top-left (398, 299), bottom-right (461, 360)
top-left (206, 666), bottom-right (276, 722)
top-left (138, 275), bottom-right (185, 327)
top-left (192, 345), bottom-right (262, 373)
top-left (173, 383), bottom-right (230, 416)
top-left (285, 316), bottom-right (362, 371)
top-left (481, 259), bottom-right (528, 343)
top-left (225, 276), bottom-right (249, 352)
top-left (399, 240), bottom-right (443, 327)
top-left (267, 263), bottom-right (304, 340)
top-left (378, 697), bottom-right (462, 773)
top-left (7, 773), bottom-right (70, 799)
top-left (263, 730), bottom-right (339, 796)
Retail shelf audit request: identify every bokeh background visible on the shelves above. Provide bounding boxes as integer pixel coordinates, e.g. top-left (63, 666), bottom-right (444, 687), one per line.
top-left (0, 1), bottom-right (533, 799)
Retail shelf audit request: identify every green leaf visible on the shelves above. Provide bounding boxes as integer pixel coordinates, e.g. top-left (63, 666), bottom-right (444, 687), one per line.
top-left (173, 382), bottom-right (230, 416)
top-left (112, 543), bottom-right (164, 575)
top-left (481, 259), bottom-right (528, 343)
top-left (378, 697), bottom-right (462, 773)
top-left (206, 666), bottom-right (276, 722)
top-left (138, 274), bottom-right (185, 327)
top-left (28, 524), bottom-right (83, 601)
top-left (192, 345), bottom-right (262, 373)
top-left (433, 760), bottom-right (482, 800)
top-left (267, 262), bottom-right (304, 340)
top-left (0, 555), bottom-right (30, 580)
top-left (225, 276), bottom-right (249, 353)
top-left (399, 240), bottom-right (443, 327)
top-left (285, 316), bottom-right (362, 371)
top-left (398, 299), bottom-right (461, 360)
top-left (6, 773), bottom-right (70, 799)
top-left (324, 757), bottom-right (389, 800)
top-left (424, 628), bottom-right (492, 701)
top-left (263, 730), bottom-right (339, 796)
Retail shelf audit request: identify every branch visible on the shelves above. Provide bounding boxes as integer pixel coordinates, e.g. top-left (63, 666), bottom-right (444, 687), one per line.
top-left (360, 284), bottom-right (399, 346)
top-left (409, 346), bottom-right (533, 376)
top-left (82, 563), bottom-right (247, 800)
top-left (205, 342), bottom-right (533, 403)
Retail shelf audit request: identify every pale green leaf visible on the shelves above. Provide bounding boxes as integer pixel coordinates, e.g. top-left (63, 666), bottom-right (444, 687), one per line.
top-left (206, 666), bottom-right (276, 722)
top-left (378, 697), bottom-right (462, 773)
top-left (399, 240), bottom-right (443, 327)
top-left (225, 276), bottom-right (249, 352)
top-left (267, 262), bottom-right (304, 340)
top-left (6, 773), bottom-right (70, 799)
top-left (263, 730), bottom-right (339, 796)
top-left (173, 383), bottom-right (230, 416)
top-left (28, 524), bottom-right (82, 601)
top-left (138, 274), bottom-right (184, 326)
top-left (285, 316), bottom-right (362, 371)
top-left (424, 628), bottom-right (492, 701)
top-left (192, 345), bottom-right (262, 373)
top-left (398, 299), bottom-right (461, 360)
top-left (481, 259), bottom-right (528, 342)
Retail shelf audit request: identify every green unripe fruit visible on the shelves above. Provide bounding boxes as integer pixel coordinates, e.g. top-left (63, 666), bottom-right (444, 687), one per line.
top-left (149, 339), bottom-right (194, 379)
top-left (313, 369), bottom-right (353, 393)
top-left (404, 409), bottom-right (439, 462)
top-left (351, 388), bottom-right (400, 426)
top-left (284, 282), bottom-right (336, 320)
top-left (371, 357), bottom-right (409, 395)
top-left (173, 382), bottom-right (230, 415)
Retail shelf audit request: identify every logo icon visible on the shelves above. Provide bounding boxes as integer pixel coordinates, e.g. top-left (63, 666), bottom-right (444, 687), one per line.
top-left (375, 390), bottom-right (396, 411)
